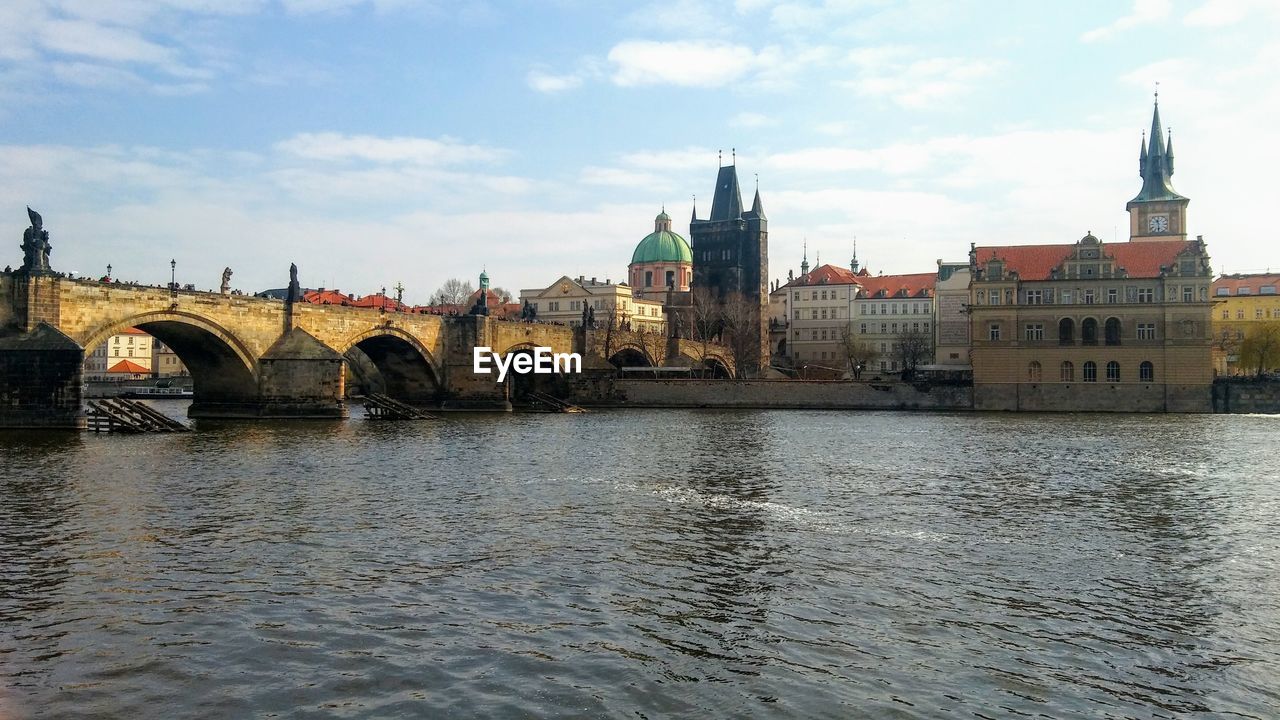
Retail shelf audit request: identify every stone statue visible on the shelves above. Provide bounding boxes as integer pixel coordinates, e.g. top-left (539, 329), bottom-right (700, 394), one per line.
top-left (20, 206), bottom-right (53, 275)
top-left (221, 267), bottom-right (233, 295)
top-left (287, 263), bottom-right (300, 304)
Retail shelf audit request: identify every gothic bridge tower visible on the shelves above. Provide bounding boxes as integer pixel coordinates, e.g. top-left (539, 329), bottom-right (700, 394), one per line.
top-left (690, 157), bottom-right (769, 374)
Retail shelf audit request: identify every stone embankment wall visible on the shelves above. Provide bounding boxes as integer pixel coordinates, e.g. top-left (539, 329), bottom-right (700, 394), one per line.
top-left (1212, 379), bottom-right (1280, 414)
top-left (570, 377), bottom-right (972, 410)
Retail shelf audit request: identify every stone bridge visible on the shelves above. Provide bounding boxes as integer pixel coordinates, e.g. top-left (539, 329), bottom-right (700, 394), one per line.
top-left (0, 274), bottom-right (734, 428)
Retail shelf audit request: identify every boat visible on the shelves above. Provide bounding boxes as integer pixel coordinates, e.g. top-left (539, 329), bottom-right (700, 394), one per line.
top-left (120, 385), bottom-right (194, 399)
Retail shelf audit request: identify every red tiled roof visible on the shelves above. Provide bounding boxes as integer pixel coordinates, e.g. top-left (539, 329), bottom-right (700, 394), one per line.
top-left (780, 263), bottom-right (862, 290)
top-left (107, 359), bottom-right (149, 374)
top-left (122, 327), bottom-right (148, 335)
top-left (351, 294), bottom-right (408, 311)
top-left (1213, 273), bottom-right (1280, 295)
top-left (303, 289), bottom-right (354, 305)
top-left (973, 239), bottom-right (1193, 281)
top-left (856, 272), bottom-right (936, 299)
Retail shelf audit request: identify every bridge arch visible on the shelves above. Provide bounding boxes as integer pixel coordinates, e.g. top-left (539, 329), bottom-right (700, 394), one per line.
top-left (81, 310), bottom-right (260, 407)
top-left (608, 343), bottom-right (653, 369)
top-left (339, 326), bottom-right (442, 404)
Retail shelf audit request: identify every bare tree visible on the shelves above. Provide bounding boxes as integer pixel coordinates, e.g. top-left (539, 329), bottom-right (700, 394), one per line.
top-left (1239, 322), bottom-right (1280, 377)
top-left (491, 286), bottom-right (513, 304)
top-left (893, 328), bottom-right (933, 381)
top-left (599, 301), bottom-right (620, 360)
top-left (637, 325), bottom-right (667, 368)
top-left (719, 292), bottom-right (761, 379)
top-left (429, 278), bottom-right (475, 305)
top-left (686, 287), bottom-right (721, 376)
top-left (840, 326), bottom-right (877, 380)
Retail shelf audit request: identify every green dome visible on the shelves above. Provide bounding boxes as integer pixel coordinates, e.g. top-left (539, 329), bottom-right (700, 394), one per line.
top-left (631, 229), bottom-right (692, 264)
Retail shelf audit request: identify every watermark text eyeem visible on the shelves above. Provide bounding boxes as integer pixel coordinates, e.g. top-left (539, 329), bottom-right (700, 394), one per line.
top-left (472, 346), bottom-right (582, 382)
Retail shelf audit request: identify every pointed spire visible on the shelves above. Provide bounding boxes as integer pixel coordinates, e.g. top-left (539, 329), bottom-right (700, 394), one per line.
top-left (800, 239), bottom-right (809, 277)
top-left (851, 236), bottom-right (859, 273)
top-left (750, 186), bottom-right (766, 220)
top-left (690, 194), bottom-right (697, 223)
top-left (1130, 92), bottom-right (1184, 204)
top-left (708, 164), bottom-right (743, 221)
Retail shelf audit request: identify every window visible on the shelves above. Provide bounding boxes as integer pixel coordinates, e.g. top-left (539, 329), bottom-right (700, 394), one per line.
top-left (665, 270), bottom-right (675, 287)
top-left (811, 310), bottom-right (818, 319)
top-left (1082, 318), bottom-right (1098, 345)
top-left (1107, 288), bottom-right (1118, 303)
top-left (794, 292), bottom-right (800, 300)
top-left (1222, 309), bottom-right (1230, 320)
top-left (1263, 286), bottom-right (1277, 295)
top-left (1183, 286), bottom-right (1194, 303)
top-left (645, 271), bottom-right (653, 287)
top-left (794, 310), bottom-right (800, 319)
top-left (1137, 288), bottom-right (1154, 303)
top-left (821, 309), bottom-right (828, 319)
top-left (1026, 290), bottom-right (1043, 305)
top-left (820, 329), bottom-right (828, 340)
top-left (811, 331), bottom-right (818, 340)
top-left (1239, 287), bottom-right (1252, 296)
top-left (989, 324), bottom-right (1001, 341)
top-left (1061, 290), bottom-right (1073, 304)
top-left (1237, 309), bottom-right (1245, 319)
top-left (989, 292), bottom-right (1000, 306)
top-left (1137, 323), bottom-right (1156, 340)
top-left (860, 323), bottom-right (867, 334)
top-left (1083, 290), bottom-right (1095, 304)
top-left (1083, 361), bottom-right (1097, 382)
top-left (1025, 324), bottom-right (1044, 341)
top-left (881, 323), bottom-right (887, 333)
top-left (870, 304), bottom-right (877, 315)
top-left (1257, 308), bottom-right (1265, 320)
top-left (1028, 361), bottom-right (1042, 382)
top-left (821, 291), bottom-right (827, 300)
top-left (1106, 361), bottom-right (1120, 383)
top-left (1140, 361), bottom-right (1154, 382)
top-left (892, 323), bottom-right (898, 333)
top-left (1060, 361), bottom-right (1074, 382)
top-left (1104, 317), bottom-right (1121, 345)
top-left (1059, 318), bottom-right (1075, 345)
top-left (128, 336), bottom-right (134, 345)
top-left (1216, 287), bottom-right (1230, 296)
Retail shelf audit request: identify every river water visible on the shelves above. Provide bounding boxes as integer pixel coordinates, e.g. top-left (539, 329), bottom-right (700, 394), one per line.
top-left (2, 408), bottom-right (1278, 718)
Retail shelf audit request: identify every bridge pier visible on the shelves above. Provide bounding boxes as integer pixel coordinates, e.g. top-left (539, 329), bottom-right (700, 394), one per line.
top-left (440, 315), bottom-right (511, 411)
top-left (0, 323), bottom-right (86, 429)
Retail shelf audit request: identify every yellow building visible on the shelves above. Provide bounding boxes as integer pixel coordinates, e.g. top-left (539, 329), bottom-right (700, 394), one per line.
top-left (519, 275), bottom-right (665, 333)
top-left (84, 327), bottom-right (153, 380)
top-left (1210, 273), bottom-right (1280, 375)
top-left (968, 98), bottom-right (1215, 412)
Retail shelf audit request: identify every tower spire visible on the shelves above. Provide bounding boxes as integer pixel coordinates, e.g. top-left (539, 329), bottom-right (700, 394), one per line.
top-left (851, 236), bottom-right (859, 273)
top-left (800, 239), bottom-right (809, 277)
top-left (1130, 92), bottom-right (1183, 204)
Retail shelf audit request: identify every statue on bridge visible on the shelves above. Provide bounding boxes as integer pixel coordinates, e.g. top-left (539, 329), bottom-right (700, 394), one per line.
top-left (221, 267), bottom-right (233, 296)
top-left (287, 263), bottom-right (300, 304)
top-left (19, 207), bottom-right (53, 276)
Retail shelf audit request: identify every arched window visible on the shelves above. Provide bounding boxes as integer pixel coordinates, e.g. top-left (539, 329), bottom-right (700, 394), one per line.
top-left (1083, 361), bottom-right (1097, 382)
top-left (1082, 318), bottom-right (1099, 345)
top-left (644, 270), bottom-right (653, 287)
top-left (1106, 360), bottom-right (1120, 382)
top-left (1104, 317), bottom-right (1122, 345)
top-left (1060, 361), bottom-right (1074, 382)
top-left (1140, 361), bottom-right (1154, 382)
top-left (1028, 361), bottom-right (1042, 382)
top-left (1058, 318), bottom-right (1075, 345)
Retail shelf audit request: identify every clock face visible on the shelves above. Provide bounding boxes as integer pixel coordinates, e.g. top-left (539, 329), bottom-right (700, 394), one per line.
top-left (1148, 215), bottom-right (1169, 233)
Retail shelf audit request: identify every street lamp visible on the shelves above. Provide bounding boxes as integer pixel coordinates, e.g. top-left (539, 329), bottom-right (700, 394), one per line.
top-left (106, 263), bottom-right (112, 280)
top-left (170, 259), bottom-right (177, 300)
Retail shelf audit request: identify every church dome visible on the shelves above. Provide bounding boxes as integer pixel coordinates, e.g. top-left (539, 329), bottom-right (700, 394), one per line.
top-left (631, 211), bottom-right (692, 265)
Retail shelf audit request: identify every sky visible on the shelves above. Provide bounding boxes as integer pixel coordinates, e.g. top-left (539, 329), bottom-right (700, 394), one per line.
top-left (2, 0), bottom-right (1278, 303)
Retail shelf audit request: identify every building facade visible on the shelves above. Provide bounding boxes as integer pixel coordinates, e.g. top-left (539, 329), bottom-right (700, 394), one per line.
top-left (772, 262), bottom-right (862, 369)
top-left (520, 275), bottom-right (665, 333)
top-left (85, 327), bottom-right (153, 380)
top-left (1210, 273), bottom-right (1280, 374)
top-left (850, 272), bottom-right (936, 375)
top-left (934, 261), bottom-right (972, 368)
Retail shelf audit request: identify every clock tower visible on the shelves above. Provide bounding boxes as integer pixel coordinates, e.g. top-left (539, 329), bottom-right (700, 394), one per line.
top-left (1127, 95), bottom-right (1189, 242)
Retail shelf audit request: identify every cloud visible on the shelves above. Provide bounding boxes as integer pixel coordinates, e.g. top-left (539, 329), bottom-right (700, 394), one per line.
top-left (1081, 0), bottom-right (1171, 42)
top-left (527, 69), bottom-right (583, 93)
top-left (274, 132), bottom-right (509, 166)
top-left (843, 48), bottom-right (1001, 109)
top-left (731, 112), bottom-right (776, 128)
top-left (608, 40), bottom-right (758, 87)
top-left (1183, 0), bottom-right (1275, 27)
